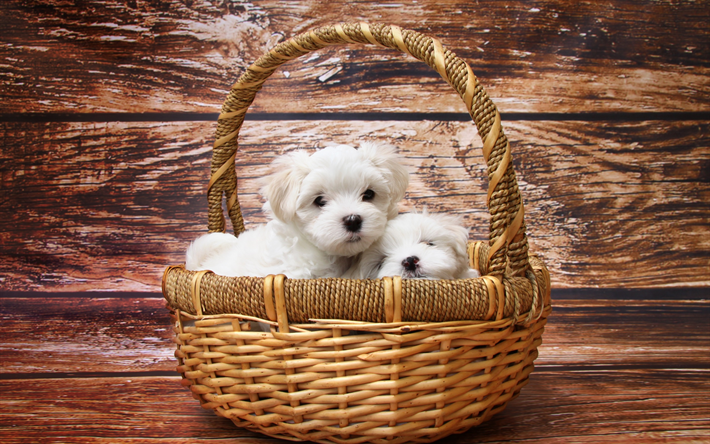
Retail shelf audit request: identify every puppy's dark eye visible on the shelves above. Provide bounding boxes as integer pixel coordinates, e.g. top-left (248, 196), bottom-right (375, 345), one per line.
top-left (362, 189), bottom-right (375, 201)
top-left (314, 196), bottom-right (326, 207)
top-left (422, 240), bottom-right (435, 246)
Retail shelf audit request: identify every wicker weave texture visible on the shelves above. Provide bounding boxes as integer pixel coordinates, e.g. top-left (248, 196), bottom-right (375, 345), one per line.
top-left (171, 303), bottom-right (550, 444)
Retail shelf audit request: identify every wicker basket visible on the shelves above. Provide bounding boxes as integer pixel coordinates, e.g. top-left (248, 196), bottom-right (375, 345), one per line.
top-left (162, 22), bottom-right (552, 444)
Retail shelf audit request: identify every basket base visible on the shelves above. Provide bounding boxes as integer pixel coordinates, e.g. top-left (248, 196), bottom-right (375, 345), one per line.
top-left (171, 294), bottom-right (549, 444)
top-left (225, 388), bottom-right (524, 444)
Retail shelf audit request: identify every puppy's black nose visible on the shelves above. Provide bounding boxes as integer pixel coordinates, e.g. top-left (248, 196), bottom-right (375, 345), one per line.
top-left (343, 214), bottom-right (363, 233)
top-left (402, 256), bottom-right (419, 272)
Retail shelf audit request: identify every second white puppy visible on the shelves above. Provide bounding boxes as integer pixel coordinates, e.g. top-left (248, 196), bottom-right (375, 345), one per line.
top-left (345, 209), bottom-right (480, 280)
top-left (186, 142), bottom-right (409, 278)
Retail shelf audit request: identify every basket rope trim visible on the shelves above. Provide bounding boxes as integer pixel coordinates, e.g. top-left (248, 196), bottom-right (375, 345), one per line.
top-left (163, 241), bottom-right (549, 323)
top-left (164, 241), bottom-right (551, 327)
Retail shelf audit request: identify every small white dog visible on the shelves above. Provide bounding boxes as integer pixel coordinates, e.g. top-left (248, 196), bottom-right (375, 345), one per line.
top-left (185, 142), bottom-right (410, 278)
top-left (345, 209), bottom-right (480, 280)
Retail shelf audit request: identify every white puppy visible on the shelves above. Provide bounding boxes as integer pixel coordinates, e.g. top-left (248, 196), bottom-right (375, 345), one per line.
top-left (345, 209), bottom-right (480, 280)
top-left (185, 142), bottom-right (410, 278)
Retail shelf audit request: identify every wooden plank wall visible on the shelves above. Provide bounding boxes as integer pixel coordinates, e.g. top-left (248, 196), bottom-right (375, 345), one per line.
top-left (1, 0), bottom-right (708, 290)
top-left (1, 1), bottom-right (709, 442)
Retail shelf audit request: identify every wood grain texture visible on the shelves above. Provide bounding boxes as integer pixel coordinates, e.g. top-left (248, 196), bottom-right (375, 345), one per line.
top-left (0, 120), bottom-right (213, 290)
top-left (0, 376), bottom-right (254, 443)
top-left (0, 297), bottom-right (175, 374)
top-left (1, 0), bottom-right (708, 114)
top-left (538, 298), bottom-right (710, 369)
top-left (470, 370), bottom-right (710, 443)
top-left (0, 370), bottom-right (708, 443)
top-left (2, 119), bottom-right (708, 290)
top-left (1, 295), bottom-right (708, 375)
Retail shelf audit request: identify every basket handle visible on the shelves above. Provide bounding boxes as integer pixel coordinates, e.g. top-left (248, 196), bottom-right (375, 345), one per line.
top-left (207, 22), bottom-right (530, 278)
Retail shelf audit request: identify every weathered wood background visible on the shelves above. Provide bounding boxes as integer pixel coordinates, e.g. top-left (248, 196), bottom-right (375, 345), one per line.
top-left (2, 0), bottom-right (709, 290)
top-left (1, 0), bottom-right (708, 442)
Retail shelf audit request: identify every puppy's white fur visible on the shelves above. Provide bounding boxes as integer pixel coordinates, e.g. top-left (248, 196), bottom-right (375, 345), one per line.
top-left (185, 142), bottom-right (409, 278)
top-left (345, 208), bottom-right (480, 280)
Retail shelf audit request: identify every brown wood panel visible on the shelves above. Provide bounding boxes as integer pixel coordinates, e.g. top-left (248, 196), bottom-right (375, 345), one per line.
top-left (473, 370), bottom-right (710, 443)
top-left (0, 120), bottom-right (216, 291)
top-left (537, 299), bottom-right (710, 369)
top-left (0, 297), bottom-right (175, 374)
top-left (1, 296), bottom-right (708, 375)
top-left (0, 370), bottom-right (708, 442)
top-left (0, 376), bottom-right (256, 442)
top-left (1, 119), bottom-right (708, 290)
top-left (1, 0), bottom-right (708, 114)
top-left (511, 119), bottom-right (710, 288)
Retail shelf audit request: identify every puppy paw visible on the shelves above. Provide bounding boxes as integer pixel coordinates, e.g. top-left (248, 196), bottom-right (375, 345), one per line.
top-left (460, 268), bottom-right (481, 279)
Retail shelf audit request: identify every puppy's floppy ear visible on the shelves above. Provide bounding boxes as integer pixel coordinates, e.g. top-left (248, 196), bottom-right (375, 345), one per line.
top-left (358, 142), bottom-right (410, 219)
top-left (259, 150), bottom-right (311, 222)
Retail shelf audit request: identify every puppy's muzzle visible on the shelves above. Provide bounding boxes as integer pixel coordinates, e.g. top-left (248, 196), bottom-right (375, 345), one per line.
top-left (343, 214), bottom-right (363, 233)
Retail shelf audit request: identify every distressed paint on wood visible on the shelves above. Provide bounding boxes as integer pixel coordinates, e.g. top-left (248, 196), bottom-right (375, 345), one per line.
top-left (2, 119), bottom-right (708, 290)
top-left (1, 0), bottom-right (708, 114)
